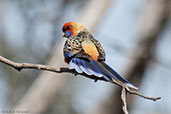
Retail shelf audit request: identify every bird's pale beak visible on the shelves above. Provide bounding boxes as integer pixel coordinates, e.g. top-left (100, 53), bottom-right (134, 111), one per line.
top-left (62, 32), bottom-right (66, 38)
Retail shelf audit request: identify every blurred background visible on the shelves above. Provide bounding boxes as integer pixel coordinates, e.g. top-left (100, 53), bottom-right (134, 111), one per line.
top-left (0, 0), bottom-right (171, 114)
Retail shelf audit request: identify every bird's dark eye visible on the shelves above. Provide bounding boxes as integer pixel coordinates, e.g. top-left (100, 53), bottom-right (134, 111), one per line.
top-left (66, 25), bottom-right (71, 30)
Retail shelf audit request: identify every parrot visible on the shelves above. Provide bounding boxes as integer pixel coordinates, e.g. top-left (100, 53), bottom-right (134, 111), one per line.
top-left (62, 22), bottom-right (138, 90)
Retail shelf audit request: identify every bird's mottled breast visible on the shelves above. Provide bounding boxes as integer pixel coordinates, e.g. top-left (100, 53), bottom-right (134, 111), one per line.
top-left (63, 35), bottom-right (83, 58)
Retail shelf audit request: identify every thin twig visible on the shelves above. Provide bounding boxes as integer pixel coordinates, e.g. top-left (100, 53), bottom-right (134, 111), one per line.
top-left (121, 87), bottom-right (129, 114)
top-left (0, 56), bottom-right (61, 72)
top-left (127, 89), bottom-right (161, 101)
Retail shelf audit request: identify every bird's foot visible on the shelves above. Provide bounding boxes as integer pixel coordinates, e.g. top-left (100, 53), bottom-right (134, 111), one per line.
top-left (72, 72), bottom-right (78, 76)
top-left (94, 79), bottom-right (98, 82)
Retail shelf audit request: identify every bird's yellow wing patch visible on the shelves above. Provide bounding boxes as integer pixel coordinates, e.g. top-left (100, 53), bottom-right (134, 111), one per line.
top-left (82, 41), bottom-right (99, 61)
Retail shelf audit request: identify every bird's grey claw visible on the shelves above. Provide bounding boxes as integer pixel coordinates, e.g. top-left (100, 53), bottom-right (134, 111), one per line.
top-left (94, 79), bottom-right (98, 82)
top-left (72, 72), bottom-right (78, 76)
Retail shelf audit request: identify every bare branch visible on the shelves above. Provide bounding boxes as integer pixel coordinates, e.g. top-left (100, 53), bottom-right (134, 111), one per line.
top-left (0, 55), bottom-right (161, 102)
top-left (0, 54), bottom-right (161, 114)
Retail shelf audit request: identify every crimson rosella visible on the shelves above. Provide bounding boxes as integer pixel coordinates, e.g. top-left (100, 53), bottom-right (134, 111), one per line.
top-left (62, 22), bottom-right (137, 89)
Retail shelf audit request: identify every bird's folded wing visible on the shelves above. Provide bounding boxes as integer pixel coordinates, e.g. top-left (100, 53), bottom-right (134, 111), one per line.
top-left (81, 40), bottom-right (99, 61)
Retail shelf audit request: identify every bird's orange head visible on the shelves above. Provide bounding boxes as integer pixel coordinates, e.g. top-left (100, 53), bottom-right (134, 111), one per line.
top-left (62, 22), bottom-right (84, 38)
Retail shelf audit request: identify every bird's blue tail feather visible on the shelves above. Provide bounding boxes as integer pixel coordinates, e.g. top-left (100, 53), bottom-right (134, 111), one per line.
top-left (68, 58), bottom-right (138, 89)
